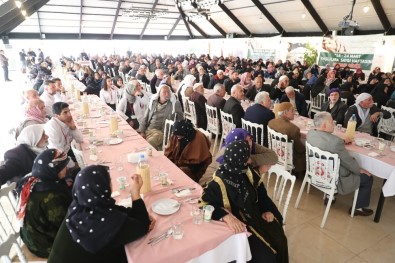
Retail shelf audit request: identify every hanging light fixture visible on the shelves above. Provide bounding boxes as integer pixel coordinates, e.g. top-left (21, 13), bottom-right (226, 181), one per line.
top-left (21, 9), bottom-right (27, 16)
top-left (15, 1), bottom-right (22, 8)
top-left (363, 5), bottom-right (369, 13)
top-left (301, 12), bottom-right (306, 19)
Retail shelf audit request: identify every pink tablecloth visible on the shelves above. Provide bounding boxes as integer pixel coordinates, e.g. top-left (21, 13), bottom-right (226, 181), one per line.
top-left (293, 116), bottom-right (395, 197)
top-left (71, 96), bottom-right (249, 263)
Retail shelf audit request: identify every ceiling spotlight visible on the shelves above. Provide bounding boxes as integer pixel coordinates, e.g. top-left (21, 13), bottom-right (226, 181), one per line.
top-left (21, 9), bottom-right (27, 16)
top-left (15, 1), bottom-right (22, 8)
top-left (301, 12), bottom-right (306, 19)
top-left (259, 16), bottom-right (262, 22)
top-left (363, 5), bottom-right (369, 13)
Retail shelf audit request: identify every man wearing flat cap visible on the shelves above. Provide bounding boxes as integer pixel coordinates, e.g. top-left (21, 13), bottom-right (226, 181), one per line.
top-left (268, 102), bottom-right (306, 177)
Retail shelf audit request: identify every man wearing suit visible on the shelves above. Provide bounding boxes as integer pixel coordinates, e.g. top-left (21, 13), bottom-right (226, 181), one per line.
top-left (223, 84), bottom-right (245, 128)
top-left (207, 83), bottom-right (226, 110)
top-left (321, 88), bottom-right (348, 125)
top-left (195, 66), bottom-right (210, 89)
top-left (268, 102), bottom-right (306, 176)
top-left (307, 112), bottom-right (373, 216)
top-left (280, 86), bottom-right (308, 117)
top-left (244, 91), bottom-right (274, 146)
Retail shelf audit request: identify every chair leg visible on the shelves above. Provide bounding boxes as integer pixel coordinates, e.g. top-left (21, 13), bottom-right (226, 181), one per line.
top-left (213, 132), bottom-right (219, 155)
top-left (320, 193), bottom-right (334, 228)
top-left (295, 176), bottom-right (308, 208)
top-left (350, 189), bottom-right (359, 217)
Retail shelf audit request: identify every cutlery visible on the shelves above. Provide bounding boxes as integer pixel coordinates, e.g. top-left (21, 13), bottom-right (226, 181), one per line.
top-left (148, 228), bottom-right (173, 245)
top-left (172, 187), bottom-right (196, 194)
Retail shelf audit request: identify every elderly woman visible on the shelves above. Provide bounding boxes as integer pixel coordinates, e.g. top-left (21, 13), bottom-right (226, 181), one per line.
top-left (15, 98), bottom-right (48, 138)
top-left (189, 83), bottom-right (208, 129)
top-left (48, 165), bottom-right (153, 263)
top-left (177, 74), bottom-right (196, 110)
top-left (320, 88), bottom-right (348, 125)
top-left (17, 149), bottom-right (72, 258)
top-left (201, 140), bottom-right (288, 263)
top-left (117, 81), bottom-right (150, 130)
top-left (311, 69), bottom-right (341, 98)
top-left (0, 124), bottom-right (48, 185)
top-left (165, 120), bottom-right (212, 182)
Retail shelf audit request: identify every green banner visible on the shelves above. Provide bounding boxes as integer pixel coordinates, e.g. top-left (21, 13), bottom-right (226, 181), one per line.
top-left (318, 52), bottom-right (374, 70)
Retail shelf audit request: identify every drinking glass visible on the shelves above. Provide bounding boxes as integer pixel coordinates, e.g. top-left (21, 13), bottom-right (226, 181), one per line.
top-left (377, 138), bottom-right (386, 154)
top-left (116, 155), bottom-right (126, 171)
top-left (192, 207), bottom-right (203, 225)
top-left (159, 172), bottom-right (168, 186)
top-left (172, 222), bottom-right (184, 240)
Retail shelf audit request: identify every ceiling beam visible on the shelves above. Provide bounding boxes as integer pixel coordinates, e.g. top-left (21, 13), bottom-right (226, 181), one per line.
top-left (177, 5), bottom-right (193, 39)
top-left (0, 0), bottom-right (49, 35)
top-left (37, 11), bottom-right (42, 39)
top-left (300, 0), bottom-right (328, 34)
top-left (79, 0), bottom-right (83, 39)
top-left (250, 0), bottom-right (284, 34)
top-left (190, 2), bottom-right (226, 37)
top-left (188, 21), bottom-right (208, 38)
top-left (370, 0), bottom-right (394, 34)
top-left (218, 3), bottom-right (251, 36)
top-left (139, 0), bottom-right (159, 40)
top-left (110, 0), bottom-right (122, 40)
top-left (0, 0), bottom-right (19, 17)
top-left (0, 0), bottom-right (42, 26)
top-left (167, 15), bottom-right (181, 40)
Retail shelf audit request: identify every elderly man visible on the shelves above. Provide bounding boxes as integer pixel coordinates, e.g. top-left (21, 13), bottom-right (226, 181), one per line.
top-left (136, 65), bottom-right (150, 84)
top-left (189, 83), bottom-right (207, 129)
top-left (223, 84), bottom-right (245, 128)
top-left (268, 102), bottom-right (306, 176)
top-left (195, 65), bottom-right (210, 89)
top-left (270, 75), bottom-right (289, 101)
top-left (344, 93), bottom-right (388, 136)
top-left (244, 92), bottom-right (275, 146)
top-left (207, 83), bottom-right (226, 110)
top-left (40, 80), bottom-right (62, 117)
top-left (139, 85), bottom-right (183, 150)
top-left (174, 63), bottom-right (186, 81)
top-left (245, 76), bottom-right (269, 101)
top-left (149, 68), bottom-right (164, 94)
top-left (307, 112), bottom-right (374, 215)
top-left (321, 88), bottom-right (348, 125)
top-left (44, 102), bottom-right (83, 166)
top-left (280, 86), bottom-right (308, 117)
top-left (208, 69), bottom-right (226, 89)
top-left (224, 70), bottom-right (240, 95)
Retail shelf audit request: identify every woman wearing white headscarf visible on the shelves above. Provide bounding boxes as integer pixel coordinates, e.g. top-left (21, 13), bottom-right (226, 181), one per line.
top-left (117, 81), bottom-right (150, 130)
top-left (177, 74), bottom-right (196, 110)
top-left (0, 124), bottom-right (48, 185)
top-left (344, 93), bottom-right (390, 136)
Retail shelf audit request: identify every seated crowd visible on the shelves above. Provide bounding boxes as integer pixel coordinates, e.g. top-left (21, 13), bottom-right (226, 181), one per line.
top-left (1, 50), bottom-right (395, 262)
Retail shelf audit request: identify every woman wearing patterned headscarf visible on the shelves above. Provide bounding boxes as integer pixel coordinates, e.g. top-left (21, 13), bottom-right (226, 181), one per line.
top-left (164, 120), bottom-right (212, 182)
top-left (15, 98), bottom-right (48, 139)
top-left (117, 81), bottom-right (150, 130)
top-left (201, 140), bottom-right (288, 263)
top-left (17, 148), bottom-right (72, 258)
top-left (0, 124), bottom-right (48, 185)
top-left (48, 165), bottom-right (153, 263)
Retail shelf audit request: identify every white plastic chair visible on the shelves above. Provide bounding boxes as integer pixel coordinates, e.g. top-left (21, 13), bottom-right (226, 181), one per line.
top-left (305, 100), bottom-right (312, 118)
top-left (378, 106), bottom-right (395, 140)
top-left (71, 141), bottom-right (86, 169)
top-left (294, 142), bottom-right (359, 228)
top-left (0, 183), bottom-right (27, 263)
top-left (266, 164), bottom-right (296, 225)
top-left (182, 96), bottom-right (192, 122)
top-left (187, 99), bottom-right (198, 127)
top-left (310, 92), bottom-right (326, 115)
top-left (267, 127), bottom-right (294, 173)
top-left (197, 128), bottom-right (211, 140)
top-left (205, 104), bottom-right (221, 154)
top-left (241, 118), bottom-right (264, 146)
top-left (340, 98), bottom-right (347, 105)
top-left (162, 119), bottom-right (175, 149)
top-left (220, 110), bottom-right (235, 146)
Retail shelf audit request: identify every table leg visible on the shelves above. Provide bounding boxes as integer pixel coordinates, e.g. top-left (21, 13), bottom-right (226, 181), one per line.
top-left (373, 179), bottom-right (386, 223)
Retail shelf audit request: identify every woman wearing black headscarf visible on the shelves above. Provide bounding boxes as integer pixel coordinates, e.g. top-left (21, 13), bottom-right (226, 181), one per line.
top-left (164, 120), bottom-right (212, 182)
top-left (48, 165), bottom-right (153, 263)
top-left (201, 140), bottom-right (288, 263)
top-left (17, 149), bottom-right (72, 258)
top-left (371, 78), bottom-right (394, 108)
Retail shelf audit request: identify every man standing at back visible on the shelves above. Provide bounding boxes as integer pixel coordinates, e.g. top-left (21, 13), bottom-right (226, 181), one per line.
top-left (307, 112), bottom-right (373, 216)
top-left (0, 50), bottom-right (11, 81)
top-left (223, 84), bottom-right (245, 128)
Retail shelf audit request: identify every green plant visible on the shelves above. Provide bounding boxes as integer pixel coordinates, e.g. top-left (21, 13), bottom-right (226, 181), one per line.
top-left (304, 43), bottom-right (318, 66)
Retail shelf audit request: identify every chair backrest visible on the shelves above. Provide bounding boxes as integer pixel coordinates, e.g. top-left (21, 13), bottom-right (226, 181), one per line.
top-left (305, 100), bottom-right (312, 118)
top-left (267, 164), bottom-right (296, 224)
top-left (71, 141), bottom-right (86, 169)
top-left (182, 96), bottom-right (192, 121)
top-left (0, 233), bottom-right (27, 263)
top-left (197, 128), bottom-right (210, 140)
top-left (340, 98), bottom-right (347, 105)
top-left (305, 142), bottom-right (340, 192)
top-left (162, 119), bottom-right (175, 149)
top-left (205, 104), bottom-right (220, 134)
top-left (241, 118), bottom-right (264, 145)
top-left (187, 99), bottom-right (198, 127)
top-left (294, 88), bottom-right (300, 93)
top-left (220, 110), bottom-right (235, 138)
top-left (378, 106), bottom-right (395, 138)
top-left (267, 127), bottom-right (294, 172)
top-left (311, 92), bottom-right (326, 112)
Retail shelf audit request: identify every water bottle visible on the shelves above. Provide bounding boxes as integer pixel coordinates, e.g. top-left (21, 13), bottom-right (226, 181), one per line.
top-left (273, 98), bottom-right (280, 118)
top-left (345, 114), bottom-right (357, 140)
top-left (136, 154), bottom-right (151, 194)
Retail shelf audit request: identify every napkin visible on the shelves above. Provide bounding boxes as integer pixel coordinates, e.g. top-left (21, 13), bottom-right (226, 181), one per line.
top-left (111, 191), bottom-right (120, 198)
top-left (368, 152), bottom-right (380, 157)
top-left (97, 121), bottom-right (109, 124)
top-left (118, 197), bottom-right (133, 208)
top-left (174, 189), bottom-right (192, 197)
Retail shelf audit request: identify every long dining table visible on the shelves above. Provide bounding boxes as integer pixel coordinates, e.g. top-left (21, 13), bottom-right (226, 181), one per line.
top-left (68, 95), bottom-right (252, 262)
top-left (292, 116), bottom-right (395, 222)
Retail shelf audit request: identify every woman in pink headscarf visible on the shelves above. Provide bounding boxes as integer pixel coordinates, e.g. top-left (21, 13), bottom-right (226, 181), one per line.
top-left (240, 71), bottom-right (253, 91)
top-left (15, 98), bottom-right (48, 139)
top-left (353, 67), bottom-right (365, 82)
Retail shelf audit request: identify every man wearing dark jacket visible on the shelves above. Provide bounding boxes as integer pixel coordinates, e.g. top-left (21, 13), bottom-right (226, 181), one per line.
top-left (223, 84), bottom-right (245, 128)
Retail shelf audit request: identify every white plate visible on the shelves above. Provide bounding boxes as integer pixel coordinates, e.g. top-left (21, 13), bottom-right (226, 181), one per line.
top-left (152, 198), bottom-right (180, 215)
top-left (108, 138), bottom-right (123, 145)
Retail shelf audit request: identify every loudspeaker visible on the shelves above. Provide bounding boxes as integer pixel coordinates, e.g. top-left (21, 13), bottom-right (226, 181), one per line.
top-left (343, 27), bottom-right (355, 36)
top-left (2, 36), bottom-right (9, 45)
top-left (226, 33), bottom-right (234, 39)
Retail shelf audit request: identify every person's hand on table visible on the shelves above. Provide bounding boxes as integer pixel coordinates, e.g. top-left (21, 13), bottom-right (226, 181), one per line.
top-left (262, 212), bottom-right (274, 223)
top-left (370, 112), bottom-right (381, 123)
top-left (223, 214), bottom-right (246, 234)
top-left (148, 215), bottom-right (156, 232)
top-left (344, 137), bottom-right (353, 145)
top-left (140, 132), bottom-right (146, 138)
top-left (361, 169), bottom-right (372, 177)
top-left (130, 174), bottom-right (143, 200)
top-left (128, 119), bottom-right (134, 127)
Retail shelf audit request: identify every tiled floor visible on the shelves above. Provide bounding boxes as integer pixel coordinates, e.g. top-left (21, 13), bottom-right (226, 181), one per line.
top-left (2, 70), bottom-right (395, 262)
